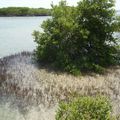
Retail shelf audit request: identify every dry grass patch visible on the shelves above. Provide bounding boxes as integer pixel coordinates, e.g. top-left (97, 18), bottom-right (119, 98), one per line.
top-left (0, 52), bottom-right (120, 120)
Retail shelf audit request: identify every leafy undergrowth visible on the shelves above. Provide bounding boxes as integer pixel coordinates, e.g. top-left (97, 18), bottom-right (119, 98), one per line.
top-left (56, 96), bottom-right (113, 120)
top-left (0, 52), bottom-right (120, 120)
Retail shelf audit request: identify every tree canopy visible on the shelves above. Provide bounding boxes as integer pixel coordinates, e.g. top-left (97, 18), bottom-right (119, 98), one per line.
top-left (0, 7), bottom-right (51, 16)
top-left (33, 0), bottom-right (120, 75)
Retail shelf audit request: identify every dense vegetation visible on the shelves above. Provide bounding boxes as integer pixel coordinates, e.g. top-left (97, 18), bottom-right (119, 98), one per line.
top-left (0, 7), bottom-right (51, 16)
top-left (56, 96), bottom-right (112, 120)
top-left (33, 0), bottom-right (120, 75)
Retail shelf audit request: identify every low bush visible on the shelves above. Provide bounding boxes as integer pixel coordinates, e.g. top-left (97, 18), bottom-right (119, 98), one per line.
top-left (56, 96), bottom-right (113, 120)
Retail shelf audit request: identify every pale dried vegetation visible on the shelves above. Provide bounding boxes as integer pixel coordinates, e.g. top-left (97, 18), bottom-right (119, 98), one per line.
top-left (0, 52), bottom-right (120, 120)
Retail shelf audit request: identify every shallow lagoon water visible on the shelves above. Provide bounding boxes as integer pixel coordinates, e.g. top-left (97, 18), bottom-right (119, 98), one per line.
top-left (0, 16), bottom-right (50, 58)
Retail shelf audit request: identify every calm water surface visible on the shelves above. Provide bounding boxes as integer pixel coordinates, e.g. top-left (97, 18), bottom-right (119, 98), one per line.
top-left (0, 16), bottom-right (50, 58)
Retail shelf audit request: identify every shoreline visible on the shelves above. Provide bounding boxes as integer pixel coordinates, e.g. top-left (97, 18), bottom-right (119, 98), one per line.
top-left (0, 51), bottom-right (33, 60)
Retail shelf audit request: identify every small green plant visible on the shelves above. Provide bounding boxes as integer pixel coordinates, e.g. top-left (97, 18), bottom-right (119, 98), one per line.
top-left (56, 96), bottom-right (112, 120)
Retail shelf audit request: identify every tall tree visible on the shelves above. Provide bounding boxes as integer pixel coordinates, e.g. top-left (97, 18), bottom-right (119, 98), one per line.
top-left (33, 0), bottom-right (120, 75)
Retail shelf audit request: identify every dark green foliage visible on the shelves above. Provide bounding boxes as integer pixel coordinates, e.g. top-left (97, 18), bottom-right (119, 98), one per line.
top-left (0, 7), bottom-right (51, 16)
top-left (56, 96), bottom-right (112, 120)
top-left (33, 0), bottom-right (120, 75)
top-left (115, 46), bottom-right (120, 65)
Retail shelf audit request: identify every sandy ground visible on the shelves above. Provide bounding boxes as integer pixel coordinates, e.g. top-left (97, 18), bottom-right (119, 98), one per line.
top-left (0, 52), bottom-right (120, 120)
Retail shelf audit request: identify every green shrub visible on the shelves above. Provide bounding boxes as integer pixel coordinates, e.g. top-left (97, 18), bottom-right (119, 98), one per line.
top-left (56, 96), bottom-right (112, 120)
top-left (33, 0), bottom-right (120, 75)
top-left (115, 46), bottom-right (120, 65)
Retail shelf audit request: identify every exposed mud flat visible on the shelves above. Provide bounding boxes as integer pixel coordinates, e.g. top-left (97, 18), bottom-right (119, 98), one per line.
top-left (0, 52), bottom-right (120, 119)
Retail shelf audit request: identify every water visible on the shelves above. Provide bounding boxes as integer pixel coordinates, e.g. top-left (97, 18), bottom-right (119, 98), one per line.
top-left (117, 10), bottom-right (120, 16)
top-left (0, 16), bottom-right (50, 58)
